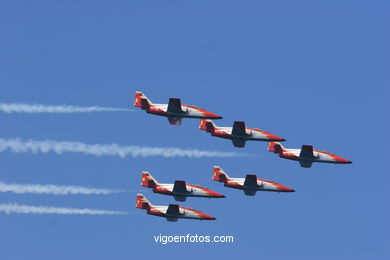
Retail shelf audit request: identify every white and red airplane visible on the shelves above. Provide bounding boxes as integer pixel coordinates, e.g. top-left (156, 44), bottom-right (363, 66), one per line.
top-left (141, 171), bottom-right (225, 201)
top-left (199, 119), bottom-right (285, 147)
top-left (134, 91), bottom-right (222, 125)
top-left (212, 166), bottom-right (295, 196)
top-left (268, 142), bottom-right (352, 168)
top-left (136, 194), bottom-right (216, 222)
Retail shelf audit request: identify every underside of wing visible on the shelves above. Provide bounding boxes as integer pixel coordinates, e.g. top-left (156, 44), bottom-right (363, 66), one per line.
top-left (167, 117), bottom-right (182, 125)
top-left (299, 160), bottom-right (313, 168)
top-left (167, 98), bottom-right (184, 114)
top-left (299, 145), bottom-right (315, 158)
top-left (243, 189), bottom-right (257, 196)
top-left (243, 174), bottom-right (258, 188)
top-left (173, 195), bottom-right (187, 202)
top-left (232, 139), bottom-right (246, 147)
top-left (232, 121), bottom-right (247, 136)
top-left (166, 217), bottom-right (179, 222)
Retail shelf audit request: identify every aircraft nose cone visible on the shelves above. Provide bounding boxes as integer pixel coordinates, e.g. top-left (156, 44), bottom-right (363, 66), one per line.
top-left (210, 191), bottom-right (225, 198)
top-left (278, 186), bottom-right (295, 192)
top-left (203, 215), bottom-right (216, 220)
top-left (341, 158), bottom-right (352, 164)
top-left (215, 194), bottom-right (225, 198)
top-left (269, 134), bottom-right (286, 142)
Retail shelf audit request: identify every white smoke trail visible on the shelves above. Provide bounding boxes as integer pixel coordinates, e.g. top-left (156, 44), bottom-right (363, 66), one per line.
top-left (0, 103), bottom-right (133, 113)
top-left (0, 181), bottom-right (122, 195)
top-left (0, 203), bottom-right (128, 215)
top-left (0, 138), bottom-right (249, 158)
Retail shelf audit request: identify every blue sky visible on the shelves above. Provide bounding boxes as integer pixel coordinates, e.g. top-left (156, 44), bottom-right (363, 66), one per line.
top-left (0, 0), bottom-right (387, 259)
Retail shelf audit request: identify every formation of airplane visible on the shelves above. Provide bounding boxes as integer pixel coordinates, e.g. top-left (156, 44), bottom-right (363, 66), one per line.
top-left (134, 91), bottom-right (222, 125)
top-left (199, 119), bottom-right (285, 147)
top-left (136, 193), bottom-right (216, 222)
top-left (268, 142), bottom-right (352, 168)
top-left (134, 91), bottom-right (352, 221)
top-left (212, 166), bottom-right (295, 195)
top-left (141, 171), bottom-right (225, 201)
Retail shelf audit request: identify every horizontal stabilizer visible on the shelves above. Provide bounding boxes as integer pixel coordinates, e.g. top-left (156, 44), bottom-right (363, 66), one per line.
top-left (136, 193), bottom-right (151, 209)
top-left (140, 98), bottom-right (150, 110)
top-left (268, 142), bottom-right (284, 154)
top-left (213, 166), bottom-right (229, 182)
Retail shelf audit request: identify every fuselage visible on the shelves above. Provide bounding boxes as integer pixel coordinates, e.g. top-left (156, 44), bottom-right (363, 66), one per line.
top-left (280, 148), bottom-right (351, 164)
top-left (212, 126), bottom-right (285, 142)
top-left (147, 103), bottom-right (222, 119)
top-left (153, 183), bottom-right (225, 198)
top-left (223, 177), bottom-right (294, 192)
top-left (147, 205), bottom-right (216, 220)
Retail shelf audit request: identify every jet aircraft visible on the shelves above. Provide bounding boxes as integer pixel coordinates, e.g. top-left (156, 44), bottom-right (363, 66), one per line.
top-left (141, 171), bottom-right (225, 201)
top-left (134, 91), bottom-right (222, 125)
top-left (199, 119), bottom-right (285, 147)
top-left (136, 194), bottom-right (216, 222)
top-left (212, 166), bottom-right (295, 196)
top-left (268, 142), bottom-right (352, 168)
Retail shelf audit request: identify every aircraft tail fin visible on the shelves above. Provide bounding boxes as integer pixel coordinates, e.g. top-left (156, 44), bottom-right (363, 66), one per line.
top-left (141, 171), bottom-right (158, 188)
top-left (212, 166), bottom-right (230, 182)
top-left (268, 142), bottom-right (285, 154)
top-left (134, 91), bottom-right (152, 110)
top-left (136, 193), bottom-right (152, 210)
top-left (199, 119), bottom-right (216, 133)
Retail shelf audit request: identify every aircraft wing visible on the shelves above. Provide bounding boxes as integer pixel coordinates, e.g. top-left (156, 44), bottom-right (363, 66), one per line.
top-left (167, 98), bottom-right (184, 114)
top-left (243, 189), bottom-right (257, 196)
top-left (166, 204), bottom-right (180, 216)
top-left (231, 121), bottom-right (247, 136)
top-left (173, 195), bottom-right (186, 202)
top-left (231, 139), bottom-right (246, 147)
top-left (299, 145), bottom-right (315, 158)
top-left (167, 117), bottom-right (182, 125)
top-left (243, 174), bottom-right (258, 188)
top-left (173, 180), bottom-right (187, 193)
top-left (299, 160), bottom-right (313, 168)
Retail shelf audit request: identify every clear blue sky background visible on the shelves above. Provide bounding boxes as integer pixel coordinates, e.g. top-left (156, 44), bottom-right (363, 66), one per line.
top-left (0, 1), bottom-right (387, 259)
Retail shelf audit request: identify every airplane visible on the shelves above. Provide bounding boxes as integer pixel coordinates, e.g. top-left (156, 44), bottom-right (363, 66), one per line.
top-left (141, 171), bottom-right (225, 201)
top-left (212, 166), bottom-right (295, 196)
top-left (133, 91), bottom-right (222, 125)
top-left (199, 119), bottom-right (286, 147)
top-left (268, 142), bottom-right (352, 168)
top-left (136, 193), bottom-right (216, 222)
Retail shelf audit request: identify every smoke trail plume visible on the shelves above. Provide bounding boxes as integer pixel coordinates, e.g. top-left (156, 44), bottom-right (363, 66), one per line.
top-left (0, 103), bottom-right (132, 113)
top-left (0, 203), bottom-right (128, 215)
top-left (0, 138), bottom-right (249, 158)
top-left (0, 181), bottom-right (122, 195)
